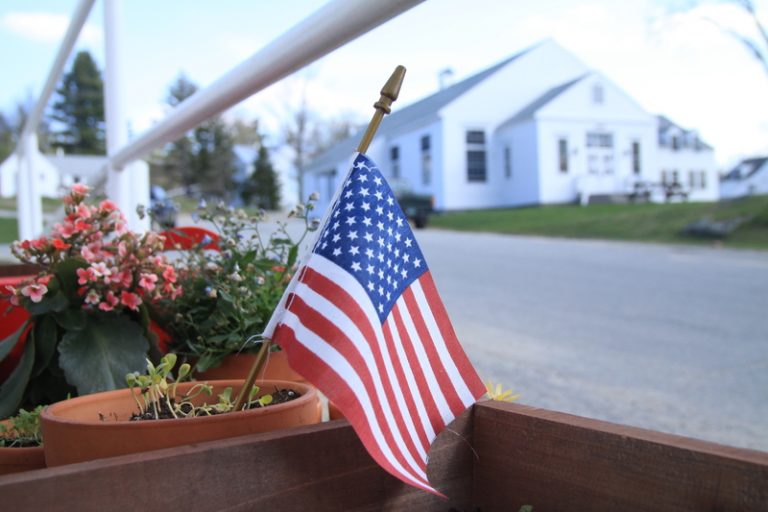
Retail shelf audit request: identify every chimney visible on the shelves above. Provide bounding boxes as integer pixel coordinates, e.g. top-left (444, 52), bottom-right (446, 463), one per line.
top-left (438, 68), bottom-right (454, 90)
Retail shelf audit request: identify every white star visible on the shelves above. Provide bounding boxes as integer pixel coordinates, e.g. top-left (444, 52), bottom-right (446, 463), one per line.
top-left (392, 279), bottom-right (398, 288)
top-left (377, 237), bottom-right (385, 247)
top-left (386, 291), bottom-right (391, 301)
top-left (365, 248), bottom-right (374, 258)
top-left (378, 252), bottom-right (384, 262)
top-left (321, 241), bottom-right (328, 249)
top-left (374, 191), bottom-right (383, 201)
top-left (387, 196), bottom-right (394, 206)
top-left (387, 226), bottom-right (393, 236)
top-left (361, 202), bottom-right (370, 211)
top-left (394, 263), bottom-right (399, 272)
top-left (401, 269), bottom-right (408, 279)
top-left (345, 216), bottom-right (356, 226)
top-left (386, 259), bottom-right (392, 268)
top-left (348, 231), bottom-right (358, 241)
top-left (367, 281), bottom-right (375, 291)
top-left (394, 248), bottom-right (400, 257)
top-left (332, 221), bottom-right (340, 231)
top-left (344, 190), bottom-right (354, 199)
top-left (362, 217), bottom-right (372, 227)
top-left (373, 176), bottom-right (382, 186)
top-left (378, 269), bottom-right (384, 279)
top-left (355, 161), bottom-right (366, 169)
top-left (358, 173), bottom-right (368, 182)
top-left (344, 202), bottom-right (354, 212)
top-left (378, 303), bottom-right (384, 313)
top-left (395, 232), bottom-right (402, 242)
top-left (386, 242), bottom-right (392, 252)
top-left (332, 247), bottom-right (342, 257)
top-left (332, 233), bottom-right (341, 243)
top-left (350, 245), bottom-right (360, 256)
top-left (377, 221), bottom-right (385, 231)
top-left (333, 209), bottom-right (341, 218)
top-left (378, 285), bottom-right (384, 296)
top-left (364, 232), bottom-right (373, 243)
top-left (403, 253), bottom-right (410, 263)
top-left (404, 238), bottom-right (413, 248)
top-left (360, 187), bottom-right (370, 197)
top-left (375, 206), bottom-right (384, 215)
top-left (351, 261), bottom-right (361, 272)
top-left (413, 258), bottom-right (422, 268)
top-left (387, 211), bottom-right (394, 221)
top-left (366, 264), bottom-right (375, 274)
top-left (396, 217), bottom-right (404, 227)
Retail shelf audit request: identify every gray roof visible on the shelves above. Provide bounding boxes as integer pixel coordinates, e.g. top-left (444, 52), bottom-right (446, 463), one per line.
top-left (308, 43), bottom-right (539, 170)
top-left (722, 156), bottom-right (768, 181)
top-left (501, 74), bottom-right (589, 126)
top-left (657, 115), bottom-right (713, 150)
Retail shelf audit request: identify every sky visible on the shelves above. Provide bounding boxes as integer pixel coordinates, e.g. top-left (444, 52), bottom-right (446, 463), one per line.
top-left (0, 0), bottom-right (766, 169)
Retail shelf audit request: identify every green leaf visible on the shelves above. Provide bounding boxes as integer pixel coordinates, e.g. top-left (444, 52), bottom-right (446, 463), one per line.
top-left (0, 330), bottom-right (35, 418)
top-left (53, 309), bottom-right (87, 331)
top-left (24, 291), bottom-right (69, 315)
top-left (58, 313), bottom-right (149, 396)
top-left (287, 245), bottom-right (299, 268)
top-left (32, 315), bottom-right (58, 378)
top-left (0, 319), bottom-right (29, 364)
top-left (55, 257), bottom-right (89, 296)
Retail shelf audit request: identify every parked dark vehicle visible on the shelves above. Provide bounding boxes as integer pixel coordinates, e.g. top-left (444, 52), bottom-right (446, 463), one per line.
top-left (150, 185), bottom-right (177, 229)
top-left (397, 192), bottom-right (433, 229)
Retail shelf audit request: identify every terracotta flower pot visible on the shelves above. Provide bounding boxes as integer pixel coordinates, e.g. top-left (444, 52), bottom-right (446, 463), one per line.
top-left (194, 350), bottom-right (305, 383)
top-left (40, 379), bottom-right (320, 467)
top-left (0, 420), bottom-right (45, 476)
top-left (328, 401), bottom-right (346, 421)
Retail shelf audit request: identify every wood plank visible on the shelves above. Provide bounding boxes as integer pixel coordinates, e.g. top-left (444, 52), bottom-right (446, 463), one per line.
top-left (0, 263), bottom-right (40, 278)
top-left (472, 401), bottom-right (768, 512)
top-left (0, 409), bottom-right (474, 511)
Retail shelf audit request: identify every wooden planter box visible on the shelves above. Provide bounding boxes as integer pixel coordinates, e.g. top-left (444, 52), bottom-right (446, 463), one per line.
top-left (1, 402), bottom-right (766, 511)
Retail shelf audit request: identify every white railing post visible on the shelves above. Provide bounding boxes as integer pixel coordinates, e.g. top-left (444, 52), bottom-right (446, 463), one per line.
top-left (15, 0), bottom-right (97, 240)
top-left (16, 134), bottom-right (44, 240)
top-left (103, 0), bottom-right (149, 232)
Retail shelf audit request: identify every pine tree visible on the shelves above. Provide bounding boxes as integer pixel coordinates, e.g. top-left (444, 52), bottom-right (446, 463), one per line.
top-left (49, 51), bottom-right (105, 155)
top-left (243, 145), bottom-right (281, 210)
top-left (0, 113), bottom-right (13, 162)
top-left (159, 74), bottom-right (236, 198)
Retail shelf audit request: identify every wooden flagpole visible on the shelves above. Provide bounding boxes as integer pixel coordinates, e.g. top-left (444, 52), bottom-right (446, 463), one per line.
top-left (232, 65), bottom-right (407, 411)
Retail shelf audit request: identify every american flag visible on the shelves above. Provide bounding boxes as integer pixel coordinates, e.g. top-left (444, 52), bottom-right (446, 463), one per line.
top-left (267, 153), bottom-right (485, 494)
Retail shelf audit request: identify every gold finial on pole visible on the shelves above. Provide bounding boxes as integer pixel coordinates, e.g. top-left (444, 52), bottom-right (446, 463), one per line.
top-left (357, 65), bottom-right (406, 153)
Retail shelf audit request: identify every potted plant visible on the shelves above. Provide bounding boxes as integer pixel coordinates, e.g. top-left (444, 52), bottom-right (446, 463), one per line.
top-left (0, 406), bottom-right (45, 475)
top-left (150, 197), bottom-right (319, 381)
top-left (0, 185), bottom-right (181, 418)
top-left (40, 354), bottom-right (321, 466)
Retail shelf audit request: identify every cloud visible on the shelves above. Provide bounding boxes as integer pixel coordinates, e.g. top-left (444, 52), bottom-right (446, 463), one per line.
top-left (0, 12), bottom-right (102, 45)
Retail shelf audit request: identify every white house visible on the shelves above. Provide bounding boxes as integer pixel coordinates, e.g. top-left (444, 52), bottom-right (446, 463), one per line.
top-left (0, 150), bottom-right (60, 198)
top-left (305, 40), bottom-right (719, 213)
top-left (0, 147), bottom-right (108, 198)
top-left (720, 156), bottom-right (768, 199)
top-left (656, 116), bottom-right (718, 202)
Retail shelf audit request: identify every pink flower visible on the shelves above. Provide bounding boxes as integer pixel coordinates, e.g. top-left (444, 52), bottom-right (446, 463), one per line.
top-left (90, 262), bottom-right (111, 277)
top-left (162, 266), bottom-right (177, 284)
top-left (71, 184), bottom-right (90, 195)
top-left (99, 199), bottom-right (117, 212)
top-left (76, 267), bottom-right (94, 285)
top-left (52, 238), bottom-right (71, 250)
top-left (84, 289), bottom-right (100, 305)
top-left (21, 284), bottom-right (47, 303)
top-left (120, 291), bottom-right (142, 311)
top-left (81, 245), bottom-right (97, 262)
top-left (37, 274), bottom-right (53, 286)
top-left (74, 220), bottom-right (90, 233)
top-left (57, 222), bottom-right (76, 239)
top-left (115, 221), bottom-right (128, 235)
top-left (98, 301), bottom-right (114, 312)
top-left (138, 273), bottom-right (158, 292)
top-left (76, 203), bottom-right (92, 219)
top-left (117, 241), bottom-right (128, 258)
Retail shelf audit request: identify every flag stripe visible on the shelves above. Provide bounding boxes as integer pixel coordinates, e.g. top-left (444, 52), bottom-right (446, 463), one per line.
top-left (381, 319), bottom-right (434, 452)
top-left (288, 286), bottom-right (427, 477)
top-left (410, 279), bottom-right (480, 409)
top-left (274, 315), bottom-right (435, 492)
top-left (302, 256), bottom-right (433, 454)
top-left (417, 273), bottom-right (486, 398)
top-left (390, 304), bottom-right (447, 434)
top-left (401, 285), bottom-right (467, 417)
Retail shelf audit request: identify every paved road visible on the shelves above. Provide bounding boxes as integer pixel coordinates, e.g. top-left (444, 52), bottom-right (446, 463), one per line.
top-left (416, 229), bottom-right (768, 452)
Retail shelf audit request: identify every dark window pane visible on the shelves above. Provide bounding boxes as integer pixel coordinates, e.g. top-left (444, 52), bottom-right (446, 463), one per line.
top-left (421, 135), bottom-right (430, 150)
top-left (466, 130), bottom-right (485, 144)
top-left (390, 146), bottom-right (399, 160)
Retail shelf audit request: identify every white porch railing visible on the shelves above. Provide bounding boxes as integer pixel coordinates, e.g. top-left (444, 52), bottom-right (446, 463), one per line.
top-left (15, 0), bottom-right (424, 239)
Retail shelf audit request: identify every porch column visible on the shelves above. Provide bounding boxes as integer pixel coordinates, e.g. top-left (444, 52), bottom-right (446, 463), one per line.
top-left (16, 134), bottom-right (44, 240)
top-left (103, 0), bottom-right (149, 232)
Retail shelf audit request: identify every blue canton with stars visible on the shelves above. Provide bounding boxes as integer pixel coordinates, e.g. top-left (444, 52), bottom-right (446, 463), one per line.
top-left (314, 153), bottom-right (427, 323)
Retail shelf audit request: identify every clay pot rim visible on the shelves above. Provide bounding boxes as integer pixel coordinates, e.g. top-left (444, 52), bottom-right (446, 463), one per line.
top-left (41, 379), bottom-right (316, 430)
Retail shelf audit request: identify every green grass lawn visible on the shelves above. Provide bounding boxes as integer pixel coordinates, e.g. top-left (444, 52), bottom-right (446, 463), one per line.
top-left (0, 196), bottom-right (62, 213)
top-left (429, 195), bottom-right (768, 250)
top-left (0, 217), bottom-right (18, 244)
